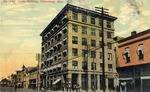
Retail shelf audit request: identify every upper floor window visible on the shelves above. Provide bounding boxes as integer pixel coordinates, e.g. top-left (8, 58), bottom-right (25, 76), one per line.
top-left (107, 32), bottom-right (112, 39)
top-left (72, 24), bottom-right (78, 32)
top-left (63, 39), bottom-right (67, 45)
top-left (100, 63), bottom-right (103, 70)
top-left (91, 62), bottom-right (96, 70)
top-left (72, 48), bottom-right (78, 56)
top-left (82, 61), bottom-right (87, 70)
top-left (82, 15), bottom-right (87, 22)
top-left (108, 53), bottom-right (112, 60)
top-left (100, 52), bottom-right (103, 59)
top-left (91, 40), bottom-right (96, 47)
top-left (108, 64), bottom-right (113, 71)
top-left (99, 30), bottom-right (102, 37)
top-left (91, 28), bottom-right (96, 36)
top-left (82, 49), bottom-right (88, 57)
top-left (82, 38), bottom-right (87, 46)
top-left (107, 42), bottom-right (112, 49)
top-left (82, 26), bottom-right (87, 34)
top-left (91, 51), bottom-right (96, 58)
top-left (137, 44), bottom-right (144, 60)
top-left (99, 41), bottom-right (102, 47)
top-left (107, 21), bottom-right (111, 28)
top-left (91, 17), bottom-right (95, 24)
top-left (72, 12), bottom-right (78, 21)
top-left (123, 47), bottom-right (130, 63)
top-left (72, 36), bottom-right (78, 44)
top-left (99, 19), bottom-right (102, 26)
top-left (72, 60), bottom-right (78, 69)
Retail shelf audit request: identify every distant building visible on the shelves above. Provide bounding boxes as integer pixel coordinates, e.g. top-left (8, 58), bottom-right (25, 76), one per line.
top-left (117, 29), bottom-right (150, 92)
top-left (40, 4), bottom-right (117, 92)
top-left (0, 78), bottom-right (10, 87)
top-left (28, 66), bottom-right (38, 90)
top-left (16, 70), bottom-right (22, 87)
top-left (16, 65), bottom-right (39, 89)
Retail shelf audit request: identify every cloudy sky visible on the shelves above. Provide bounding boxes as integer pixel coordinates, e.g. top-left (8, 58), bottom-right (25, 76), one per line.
top-left (0, 0), bottom-right (149, 79)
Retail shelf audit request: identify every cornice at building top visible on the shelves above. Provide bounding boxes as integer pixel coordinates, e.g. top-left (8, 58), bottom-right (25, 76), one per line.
top-left (118, 29), bottom-right (150, 43)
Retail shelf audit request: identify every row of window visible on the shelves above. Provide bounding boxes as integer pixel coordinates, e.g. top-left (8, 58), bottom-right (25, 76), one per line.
top-left (72, 48), bottom-right (113, 60)
top-left (42, 39), bottom-right (67, 58)
top-left (72, 36), bottom-right (112, 49)
top-left (72, 24), bottom-right (112, 38)
top-left (72, 12), bottom-right (112, 28)
top-left (42, 27), bottom-right (67, 44)
top-left (72, 61), bottom-right (113, 71)
top-left (123, 44), bottom-right (144, 63)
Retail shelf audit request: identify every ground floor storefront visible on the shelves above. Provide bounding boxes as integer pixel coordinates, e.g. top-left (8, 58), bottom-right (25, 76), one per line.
top-left (118, 64), bottom-right (150, 92)
top-left (40, 71), bottom-right (117, 92)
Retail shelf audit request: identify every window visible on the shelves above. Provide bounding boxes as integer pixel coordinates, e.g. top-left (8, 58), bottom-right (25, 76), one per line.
top-left (91, 74), bottom-right (97, 90)
top-left (99, 19), bottom-right (102, 26)
top-left (107, 42), bottom-right (112, 49)
top-left (82, 49), bottom-right (88, 57)
top-left (63, 28), bottom-right (67, 34)
top-left (91, 17), bottom-right (95, 24)
top-left (100, 63), bottom-right (103, 70)
top-left (107, 21), bottom-right (111, 28)
top-left (99, 41), bottom-right (102, 47)
top-left (100, 52), bottom-right (103, 59)
top-left (58, 53), bottom-right (61, 60)
top-left (82, 38), bottom-right (87, 45)
top-left (63, 51), bottom-right (67, 57)
top-left (108, 53), bottom-right (112, 60)
top-left (82, 15), bottom-right (87, 22)
top-left (123, 47), bottom-right (130, 63)
top-left (72, 48), bottom-right (78, 56)
top-left (91, 51), bottom-right (96, 58)
top-left (91, 28), bottom-right (96, 36)
top-left (108, 78), bottom-right (114, 90)
top-left (107, 32), bottom-right (112, 39)
top-left (99, 30), bottom-right (102, 37)
top-left (54, 56), bottom-right (57, 61)
top-left (72, 24), bottom-right (78, 32)
top-left (137, 44), bottom-right (144, 60)
top-left (72, 36), bottom-right (78, 44)
top-left (91, 62), bottom-right (96, 70)
top-left (91, 40), bottom-right (96, 47)
top-left (72, 61), bottom-right (78, 69)
top-left (82, 61), bottom-right (87, 70)
top-left (82, 26), bottom-right (87, 34)
top-left (63, 39), bottom-right (67, 45)
top-left (72, 12), bottom-right (78, 20)
top-left (108, 64), bottom-right (113, 71)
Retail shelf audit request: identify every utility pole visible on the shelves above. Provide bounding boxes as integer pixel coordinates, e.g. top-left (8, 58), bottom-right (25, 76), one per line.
top-left (95, 7), bottom-right (109, 92)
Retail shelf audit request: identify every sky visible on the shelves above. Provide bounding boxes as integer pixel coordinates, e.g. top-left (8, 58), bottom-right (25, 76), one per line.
top-left (0, 0), bottom-right (149, 79)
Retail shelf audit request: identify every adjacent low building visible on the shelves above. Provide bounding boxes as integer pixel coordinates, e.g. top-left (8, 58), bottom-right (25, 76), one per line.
top-left (117, 29), bottom-right (150, 92)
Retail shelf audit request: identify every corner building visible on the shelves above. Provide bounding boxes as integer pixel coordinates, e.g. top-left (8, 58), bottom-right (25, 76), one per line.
top-left (40, 4), bottom-right (117, 92)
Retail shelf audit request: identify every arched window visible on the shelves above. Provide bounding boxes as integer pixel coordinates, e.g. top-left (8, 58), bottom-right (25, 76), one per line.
top-left (123, 47), bottom-right (130, 63)
top-left (137, 44), bottom-right (144, 60)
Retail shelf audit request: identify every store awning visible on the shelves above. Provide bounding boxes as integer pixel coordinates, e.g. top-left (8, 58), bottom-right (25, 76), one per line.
top-left (52, 78), bottom-right (61, 85)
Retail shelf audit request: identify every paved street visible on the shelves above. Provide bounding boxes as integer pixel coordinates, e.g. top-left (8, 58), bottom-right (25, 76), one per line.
top-left (0, 86), bottom-right (41, 92)
top-left (0, 86), bottom-right (66, 92)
